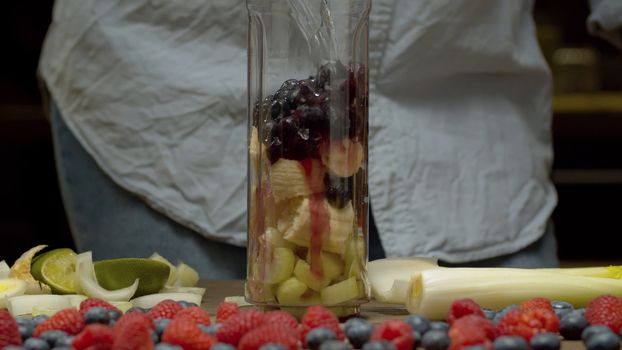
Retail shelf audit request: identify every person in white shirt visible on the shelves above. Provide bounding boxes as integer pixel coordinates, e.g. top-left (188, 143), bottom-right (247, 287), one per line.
top-left (39, 0), bottom-right (621, 277)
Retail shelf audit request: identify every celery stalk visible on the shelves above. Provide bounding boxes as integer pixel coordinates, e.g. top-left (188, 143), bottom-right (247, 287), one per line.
top-left (406, 268), bottom-right (622, 320)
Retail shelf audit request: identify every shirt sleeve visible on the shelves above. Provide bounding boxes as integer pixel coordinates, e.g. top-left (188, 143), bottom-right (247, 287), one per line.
top-left (587, 0), bottom-right (622, 49)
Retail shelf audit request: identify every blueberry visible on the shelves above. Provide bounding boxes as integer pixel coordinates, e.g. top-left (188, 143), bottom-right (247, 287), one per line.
top-left (559, 311), bottom-right (589, 340)
top-left (300, 107), bottom-right (329, 135)
top-left (413, 330), bottom-right (422, 348)
top-left (23, 338), bottom-right (50, 350)
top-left (530, 332), bottom-right (561, 350)
top-left (493, 335), bottom-right (529, 350)
top-left (554, 308), bottom-right (573, 321)
top-left (482, 309), bottom-right (496, 321)
top-left (461, 345), bottom-right (487, 350)
top-left (306, 327), bottom-right (338, 350)
top-left (84, 307), bottom-right (110, 324)
top-left (582, 325), bottom-right (614, 343)
top-left (150, 329), bottom-right (160, 344)
top-left (492, 305), bottom-right (519, 325)
top-left (405, 315), bottom-right (430, 335)
top-left (16, 317), bottom-right (33, 328)
top-left (19, 323), bottom-right (34, 341)
top-left (39, 330), bottom-right (68, 347)
top-left (108, 309), bottom-right (123, 321)
top-left (344, 317), bottom-right (369, 332)
top-left (199, 323), bottom-right (221, 335)
top-left (51, 347), bottom-right (74, 350)
top-left (271, 100), bottom-right (282, 119)
top-left (318, 340), bottom-right (352, 350)
top-left (585, 331), bottom-right (621, 350)
top-left (211, 343), bottom-right (237, 350)
top-left (31, 315), bottom-right (49, 327)
top-left (551, 301), bottom-right (573, 310)
top-left (2, 346), bottom-right (26, 350)
top-left (428, 321), bottom-right (449, 332)
top-left (177, 301), bottom-right (198, 308)
top-left (361, 340), bottom-right (396, 350)
top-left (421, 329), bottom-right (451, 350)
top-left (154, 318), bottom-right (172, 336)
top-left (155, 344), bottom-right (184, 350)
top-left (345, 320), bottom-right (373, 348)
top-left (258, 344), bottom-right (288, 350)
top-left (54, 335), bottom-right (74, 347)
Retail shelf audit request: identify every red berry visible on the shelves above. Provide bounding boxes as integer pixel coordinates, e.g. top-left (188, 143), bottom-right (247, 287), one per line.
top-left (449, 322), bottom-right (492, 350)
top-left (264, 310), bottom-right (298, 331)
top-left (238, 324), bottom-right (299, 350)
top-left (79, 298), bottom-right (121, 316)
top-left (34, 308), bottom-right (85, 337)
top-left (585, 294), bottom-right (622, 333)
top-left (496, 308), bottom-right (559, 341)
top-left (447, 298), bottom-right (485, 325)
top-left (175, 306), bottom-right (211, 326)
top-left (216, 310), bottom-right (266, 346)
top-left (148, 300), bottom-right (183, 321)
top-left (216, 302), bottom-right (240, 323)
top-left (371, 320), bottom-right (414, 350)
top-left (300, 306), bottom-right (344, 342)
top-left (112, 313), bottom-right (154, 350)
top-left (72, 324), bottom-right (114, 350)
top-left (0, 309), bottom-right (22, 348)
top-left (162, 315), bottom-right (216, 350)
top-left (114, 312), bottom-right (154, 332)
top-left (452, 315), bottom-right (498, 341)
top-left (521, 297), bottom-right (553, 311)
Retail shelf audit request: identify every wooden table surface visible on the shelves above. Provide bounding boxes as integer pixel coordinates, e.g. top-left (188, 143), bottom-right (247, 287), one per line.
top-left (198, 280), bottom-right (585, 350)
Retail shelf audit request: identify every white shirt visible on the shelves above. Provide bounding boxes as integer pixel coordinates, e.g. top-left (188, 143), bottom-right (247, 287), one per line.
top-left (39, 0), bottom-right (620, 262)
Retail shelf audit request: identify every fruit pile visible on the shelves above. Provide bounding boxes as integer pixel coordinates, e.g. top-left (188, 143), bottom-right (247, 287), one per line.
top-left (4, 294), bottom-right (622, 350)
top-left (247, 62), bottom-right (368, 308)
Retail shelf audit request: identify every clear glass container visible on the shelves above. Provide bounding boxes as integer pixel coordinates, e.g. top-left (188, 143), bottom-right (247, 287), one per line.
top-left (246, 0), bottom-right (371, 316)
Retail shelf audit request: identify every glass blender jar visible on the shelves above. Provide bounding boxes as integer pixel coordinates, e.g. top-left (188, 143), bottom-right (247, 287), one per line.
top-left (246, 0), bottom-right (371, 316)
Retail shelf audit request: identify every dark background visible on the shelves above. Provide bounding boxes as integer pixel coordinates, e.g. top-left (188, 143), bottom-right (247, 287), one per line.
top-left (1, 1), bottom-right (621, 264)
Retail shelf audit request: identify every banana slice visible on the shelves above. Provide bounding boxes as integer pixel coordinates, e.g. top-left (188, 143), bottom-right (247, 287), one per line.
top-left (131, 292), bottom-right (202, 309)
top-left (270, 159), bottom-right (318, 202)
top-left (0, 260), bottom-right (9, 279)
top-left (321, 139), bottom-right (363, 177)
top-left (0, 278), bottom-right (28, 308)
top-left (282, 198), bottom-right (354, 254)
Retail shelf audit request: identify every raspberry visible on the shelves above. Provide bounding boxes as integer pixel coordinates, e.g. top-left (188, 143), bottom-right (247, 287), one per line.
top-left (162, 315), bottom-right (216, 350)
top-left (238, 323), bottom-right (299, 350)
top-left (0, 309), bottom-right (22, 348)
top-left (175, 306), bottom-right (211, 326)
top-left (585, 294), bottom-right (622, 333)
top-left (370, 320), bottom-right (415, 350)
top-left (114, 312), bottom-right (154, 332)
top-left (72, 324), bottom-right (114, 350)
top-left (34, 308), bottom-right (85, 337)
top-left (216, 310), bottom-right (266, 346)
top-left (300, 306), bottom-right (344, 342)
top-left (264, 310), bottom-right (298, 331)
top-left (496, 308), bottom-right (559, 341)
top-left (448, 321), bottom-right (491, 350)
top-left (216, 302), bottom-right (240, 323)
top-left (112, 312), bottom-right (154, 350)
top-left (453, 315), bottom-right (498, 341)
top-left (521, 298), bottom-right (553, 311)
top-left (148, 299), bottom-right (183, 321)
top-left (79, 298), bottom-right (122, 316)
top-left (447, 298), bottom-right (485, 325)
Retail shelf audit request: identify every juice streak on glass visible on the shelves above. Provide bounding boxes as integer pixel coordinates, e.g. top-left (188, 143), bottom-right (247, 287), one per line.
top-left (246, 0), bottom-right (371, 316)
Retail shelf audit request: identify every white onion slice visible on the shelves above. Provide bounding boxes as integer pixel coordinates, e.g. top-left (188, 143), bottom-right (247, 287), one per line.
top-left (0, 260), bottom-right (10, 279)
top-left (131, 292), bottom-right (202, 309)
top-left (75, 251), bottom-right (139, 302)
top-left (160, 286), bottom-right (205, 296)
top-left (7, 294), bottom-right (70, 316)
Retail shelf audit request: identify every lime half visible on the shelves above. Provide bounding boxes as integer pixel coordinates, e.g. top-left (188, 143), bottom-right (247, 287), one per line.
top-left (94, 258), bottom-right (169, 297)
top-left (31, 248), bottom-right (77, 294)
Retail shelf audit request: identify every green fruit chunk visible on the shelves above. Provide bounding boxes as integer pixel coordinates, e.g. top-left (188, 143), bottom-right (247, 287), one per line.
top-left (276, 276), bottom-right (308, 304)
top-left (265, 227), bottom-right (295, 249)
top-left (30, 248), bottom-right (77, 294)
top-left (320, 277), bottom-right (359, 305)
top-left (305, 251), bottom-right (345, 280)
top-left (266, 248), bottom-right (296, 284)
top-left (293, 259), bottom-right (330, 292)
top-left (94, 258), bottom-right (169, 297)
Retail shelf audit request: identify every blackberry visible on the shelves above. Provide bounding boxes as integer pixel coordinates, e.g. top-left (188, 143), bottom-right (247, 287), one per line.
top-left (585, 331), bottom-right (621, 350)
top-left (405, 314), bottom-right (430, 335)
top-left (581, 325), bottom-right (613, 343)
top-left (23, 338), bottom-right (49, 350)
top-left (530, 332), bottom-right (561, 350)
top-left (493, 335), bottom-right (529, 350)
top-left (84, 307), bottom-right (110, 324)
top-left (559, 311), bottom-right (589, 340)
top-left (420, 329), bottom-right (451, 350)
top-left (306, 327), bottom-right (338, 350)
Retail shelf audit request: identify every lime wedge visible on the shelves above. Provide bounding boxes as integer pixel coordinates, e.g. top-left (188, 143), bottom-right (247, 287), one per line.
top-left (30, 248), bottom-right (77, 294)
top-left (94, 258), bottom-right (169, 297)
